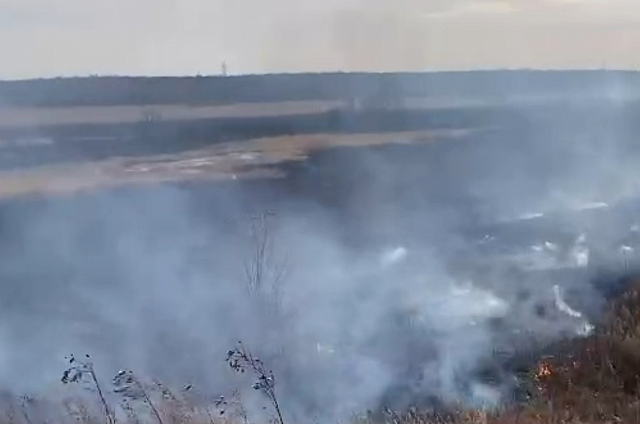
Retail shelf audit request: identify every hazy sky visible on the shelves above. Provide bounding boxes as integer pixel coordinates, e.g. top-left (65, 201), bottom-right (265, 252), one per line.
top-left (1, 0), bottom-right (639, 79)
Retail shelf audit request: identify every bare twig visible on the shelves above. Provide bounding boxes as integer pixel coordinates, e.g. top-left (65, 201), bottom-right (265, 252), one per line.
top-left (112, 370), bottom-right (164, 424)
top-left (61, 354), bottom-right (115, 424)
top-left (243, 210), bottom-right (289, 310)
top-left (227, 341), bottom-right (285, 424)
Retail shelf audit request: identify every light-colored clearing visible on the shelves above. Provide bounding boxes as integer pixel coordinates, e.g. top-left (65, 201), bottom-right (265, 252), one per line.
top-left (0, 128), bottom-right (483, 198)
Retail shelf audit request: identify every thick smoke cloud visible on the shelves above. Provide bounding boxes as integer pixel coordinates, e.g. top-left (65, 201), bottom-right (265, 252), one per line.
top-left (0, 97), bottom-right (640, 423)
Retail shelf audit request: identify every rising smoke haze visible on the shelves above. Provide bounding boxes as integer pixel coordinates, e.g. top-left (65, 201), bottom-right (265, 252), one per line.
top-left (1, 1), bottom-right (640, 421)
top-left (0, 94), bottom-right (639, 423)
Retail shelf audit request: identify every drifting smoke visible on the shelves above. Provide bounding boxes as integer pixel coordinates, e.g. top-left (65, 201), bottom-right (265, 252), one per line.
top-left (1, 97), bottom-right (640, 423)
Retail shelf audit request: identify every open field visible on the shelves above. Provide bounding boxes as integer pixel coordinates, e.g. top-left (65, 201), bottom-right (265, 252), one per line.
top-left (1, 72), bottom-right (640, 424)
top-left (2, 277), bottom-right (640, 424)
top-left (0, 96), bottom-right (596, 129)
top-left (0, 128), bottom-right (481, 198)
top-left (0, 101), bottom-right (345, 128)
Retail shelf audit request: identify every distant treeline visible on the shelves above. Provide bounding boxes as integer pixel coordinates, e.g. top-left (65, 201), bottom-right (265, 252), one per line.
top-left (0, 70), bottom-right (639, 107)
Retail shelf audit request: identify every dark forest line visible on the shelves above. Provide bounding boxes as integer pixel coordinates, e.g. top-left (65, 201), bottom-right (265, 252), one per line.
top-left (1, 70), bottom-right (639, 107)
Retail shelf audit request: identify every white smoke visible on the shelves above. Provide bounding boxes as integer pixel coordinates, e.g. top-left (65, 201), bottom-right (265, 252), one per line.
top-left (1, 81), bottom-right (640, 423)
top-left (380, 246), bottom-right (408, 268)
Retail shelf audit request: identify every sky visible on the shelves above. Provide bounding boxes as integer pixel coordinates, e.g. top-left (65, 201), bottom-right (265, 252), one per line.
top-left (1, 0), bottom-right (639, 79)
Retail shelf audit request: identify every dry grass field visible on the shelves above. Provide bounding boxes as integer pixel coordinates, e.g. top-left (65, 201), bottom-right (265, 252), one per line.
top-left (3, 278), bottom-right (640, 424)
top-left (0, 92), bottom-right (634, 424)
top-left (1, 73), bottom-right (638, 423)
top-left (0, 100), bottom-right (347, 128)
top-left (0, 128), bottom-right (481, 198)
top-left (0, 95), bottom-right (561, 128)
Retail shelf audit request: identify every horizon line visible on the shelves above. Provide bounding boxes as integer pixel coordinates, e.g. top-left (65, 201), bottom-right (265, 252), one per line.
top-left (1, 68), bottom-right (639, 83)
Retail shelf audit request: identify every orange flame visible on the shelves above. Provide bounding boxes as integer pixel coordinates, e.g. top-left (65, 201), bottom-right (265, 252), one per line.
top-left (536, 361), bottom-right (553, 378)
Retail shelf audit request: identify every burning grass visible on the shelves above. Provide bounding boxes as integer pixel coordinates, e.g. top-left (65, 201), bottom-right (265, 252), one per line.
top-left (4, 278), bottom-right (640, 424)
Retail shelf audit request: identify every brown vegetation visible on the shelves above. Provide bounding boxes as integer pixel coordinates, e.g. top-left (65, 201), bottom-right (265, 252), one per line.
top-left (0, 128), bottom-right (480, 199)
top-left (359, 278), bottom-right (640, 423)
top-left (0, 101), bottom-right (344, 128)
top-left (0, 279), bottom-right (638, 424)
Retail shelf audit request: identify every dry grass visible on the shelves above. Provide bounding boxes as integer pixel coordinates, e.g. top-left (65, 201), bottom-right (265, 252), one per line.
top-left (0, 94), bottom-right (571, 129)
top-left (0, 101), bottom-right (346, 128)
top-left (0, 96), bottom-right (516, 129)
top-left (0, 128), bottom-right (482, 198)
top-left (1, 279), bottom-right (640, 424)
